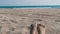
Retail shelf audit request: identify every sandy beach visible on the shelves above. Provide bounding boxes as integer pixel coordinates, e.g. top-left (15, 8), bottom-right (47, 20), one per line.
top-left (0, 8), bottom-right (60, 34)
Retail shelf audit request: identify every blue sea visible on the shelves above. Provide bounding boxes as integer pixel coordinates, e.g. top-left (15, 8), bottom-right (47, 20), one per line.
top-left (0, 5), bottom-right (60, 8)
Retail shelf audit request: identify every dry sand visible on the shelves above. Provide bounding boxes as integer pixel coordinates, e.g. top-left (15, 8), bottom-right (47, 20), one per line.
top-left (0, 8), bottom-right (60, 34)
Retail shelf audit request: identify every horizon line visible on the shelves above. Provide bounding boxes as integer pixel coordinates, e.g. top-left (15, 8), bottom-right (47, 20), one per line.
top-left (0, 5), bottom-right (60, 8)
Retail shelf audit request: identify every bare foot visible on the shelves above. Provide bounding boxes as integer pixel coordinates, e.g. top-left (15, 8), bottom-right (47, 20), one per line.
top-left (31, 23), bottom-right (37, 34)
top-left (38, 24), bottom-right (45, 34)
